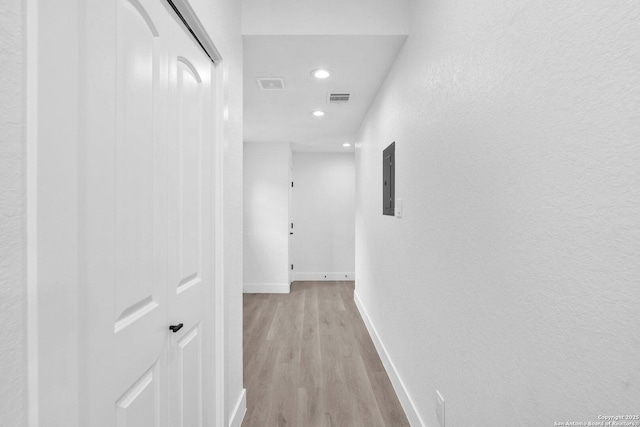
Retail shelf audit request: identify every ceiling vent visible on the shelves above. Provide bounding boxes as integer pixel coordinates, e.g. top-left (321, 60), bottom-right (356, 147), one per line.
top-left (328, 92), bottom-right (351, 104)
top-left (256, 77), bottom-right (285, 90)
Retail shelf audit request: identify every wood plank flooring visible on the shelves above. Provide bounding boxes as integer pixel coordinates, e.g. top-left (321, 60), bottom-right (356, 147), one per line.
top-left (242, 281), bottom-right (410, 427)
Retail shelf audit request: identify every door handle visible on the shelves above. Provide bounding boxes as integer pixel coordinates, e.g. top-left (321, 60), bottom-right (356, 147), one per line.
top-left (169, 323), bottom-right (184, 333)
top-left (290, 232), bottom-right (293, 235)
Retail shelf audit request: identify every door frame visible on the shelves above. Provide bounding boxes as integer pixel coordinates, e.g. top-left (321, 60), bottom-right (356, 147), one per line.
top-left (288, 152), bottom-right (293, 284)
top-left (27, 1), bottom-right (81, 425)
top-left (26, 1), bottom-right (226, 425)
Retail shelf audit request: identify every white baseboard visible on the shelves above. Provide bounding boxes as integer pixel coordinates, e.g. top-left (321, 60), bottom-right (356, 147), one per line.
top-left (243, 282), bottom-right (290, 294)
top-left (354, 290), bottom-right (425, 427)
top-left (292, 272), bottom-right (355, 281)
top-left (228, 388), bottom-right (246, 427)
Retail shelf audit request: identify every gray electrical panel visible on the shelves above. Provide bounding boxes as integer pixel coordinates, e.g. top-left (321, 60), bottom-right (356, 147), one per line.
top-left (383, 142), bottom-right (395, 216)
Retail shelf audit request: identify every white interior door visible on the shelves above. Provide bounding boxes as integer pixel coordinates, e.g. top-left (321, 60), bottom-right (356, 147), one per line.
top-left (166, 13), bottom-right (215, 427)
top-left (81, 0), bottom-right (215, 425)
top-left (83, 0), bottom-right (170, 425)
top-left (289, 158), bottom-right (294, 283)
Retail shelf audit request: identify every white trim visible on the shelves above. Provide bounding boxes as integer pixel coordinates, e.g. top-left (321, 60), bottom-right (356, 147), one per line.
top-left (354, 290), bottom-right (425, 427)
top-left (292, 272), bottom-right (355, 281)
top-left (243, 283), bottom-right (291, 294)
top-left (228, 388), bottom-right (246, 427)
top-left (26, 0), bottom-right (39, 424)
top-left (35, 1), bottom-right (80, 424)
top-left (213, 59), bottom-right (226, 427)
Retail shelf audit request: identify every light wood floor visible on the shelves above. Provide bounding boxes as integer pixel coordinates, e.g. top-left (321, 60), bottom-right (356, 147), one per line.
top-left (242, 281), bottom-right (410, 427)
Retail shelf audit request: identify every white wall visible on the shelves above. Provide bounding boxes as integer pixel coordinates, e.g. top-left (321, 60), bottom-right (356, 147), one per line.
top-left (355, 0), bottom-right (640, 426)
top-left (243, 142), bottom-right (292, 292)
top-left (292, 153), bottom-right (355, 281)
top-left (0, 0), bottom-right (26, 425)
top-left (242, 0), bottom-right (409, 35)
top-left (188, 0), bottom-right (245, 422)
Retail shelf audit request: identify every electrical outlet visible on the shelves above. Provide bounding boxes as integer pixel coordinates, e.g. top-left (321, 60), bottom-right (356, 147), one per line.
top-left (436, 390), bottom-right (445, 426)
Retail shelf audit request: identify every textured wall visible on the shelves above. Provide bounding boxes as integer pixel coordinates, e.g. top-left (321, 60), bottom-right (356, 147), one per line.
top-left (0, 0), bottom-right (27, 425)
top-left (243, 142), bottom-right (291, 286)
top-left (292, 153), bottom-right (355, 275)
top-left (355, 0), bottom-right (640, 425)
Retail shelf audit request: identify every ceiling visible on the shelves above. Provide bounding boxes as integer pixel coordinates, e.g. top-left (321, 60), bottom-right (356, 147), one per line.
top-left (243, 35), bottom-right (407, 152)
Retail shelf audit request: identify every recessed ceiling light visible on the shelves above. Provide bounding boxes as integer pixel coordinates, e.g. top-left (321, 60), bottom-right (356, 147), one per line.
top-left (343, 143), bottom-right (351, 147)
top-left (311, 110), bottom-right (325, 117)
top-left (311, 69), bottom-right (331, 79)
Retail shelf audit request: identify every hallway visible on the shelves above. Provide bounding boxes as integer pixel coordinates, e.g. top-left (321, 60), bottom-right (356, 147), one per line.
top-left (3, 0), bottom-right (639, 425)
top-left (242, 282), bottom-right (409, 427)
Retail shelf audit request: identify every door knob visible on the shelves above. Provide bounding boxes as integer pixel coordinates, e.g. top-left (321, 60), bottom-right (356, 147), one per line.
top-left (169, 323), bottom-right (184, 333)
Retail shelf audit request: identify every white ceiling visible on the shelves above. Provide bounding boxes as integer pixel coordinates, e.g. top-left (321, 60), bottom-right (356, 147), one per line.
top-left (243, 35), bottom-right (407, 152)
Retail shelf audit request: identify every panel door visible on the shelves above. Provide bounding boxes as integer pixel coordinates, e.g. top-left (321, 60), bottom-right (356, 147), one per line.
top-left (82, 0), bottom-right (170, 425)
top-left (289, 160), bottom-right (294, 283)
top-left (166, 13), bottom-right (215, 427)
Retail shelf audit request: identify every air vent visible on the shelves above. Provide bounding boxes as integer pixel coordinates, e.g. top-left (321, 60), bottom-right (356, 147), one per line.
top-left (256, 77), bottom-right (285, 90)
top-left (328, 92), bottom-right (351, 104)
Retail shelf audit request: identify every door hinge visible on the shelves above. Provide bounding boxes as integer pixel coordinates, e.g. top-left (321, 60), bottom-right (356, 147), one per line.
top-left (291, 182), bottom-right (294, 187)
top-left (291, 264), bottom-right (294, 270)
